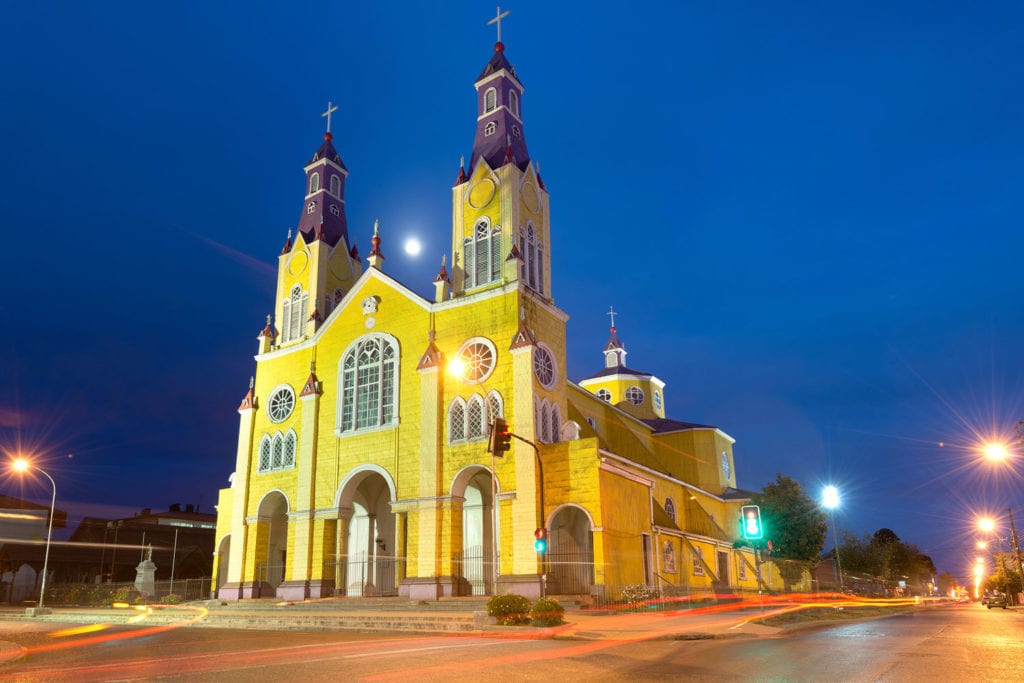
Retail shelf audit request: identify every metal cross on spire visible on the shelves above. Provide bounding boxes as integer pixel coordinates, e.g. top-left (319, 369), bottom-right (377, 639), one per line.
top-left (321, 101), bottom-right (339, 133)
top-left (607, 306), bottom-right (617, 329)
top-left (488, 6), bottom-right (510, 43)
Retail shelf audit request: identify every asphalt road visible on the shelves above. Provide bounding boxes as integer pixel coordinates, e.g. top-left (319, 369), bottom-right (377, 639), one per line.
top-left (0, 603), bottom-right (1019, 681)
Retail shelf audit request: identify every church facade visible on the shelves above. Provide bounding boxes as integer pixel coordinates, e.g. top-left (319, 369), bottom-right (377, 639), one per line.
top-left (214, 34), bottom-right (762, 602)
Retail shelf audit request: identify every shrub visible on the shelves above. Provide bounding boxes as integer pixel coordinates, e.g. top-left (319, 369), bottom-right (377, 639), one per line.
top-left (620, 584), bottom-right (660, 606)
top-left (487, 593), bottom-right (531, 625)
top-left (162, 593), bottom-right (182, 604)
top-left (530, 598), bottom-right (565, 627)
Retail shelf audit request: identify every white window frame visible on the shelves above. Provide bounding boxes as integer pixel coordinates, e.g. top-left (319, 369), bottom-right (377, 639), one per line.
top-left (309, 172), bottom-right (320, 194)
top-left (267, 384), bottom-right (296, 423)
top-left (484, 87), bottom-right (497, 113)
top-left (330, 174), bottom-right (341, 196)
top-left (665, 497), bottom-right (676, 523)
top-left (509, 89), bottom-right (519, 116)
top-left (625, 386), bottom-right (645, 405)
top-left (596, 388), bottom-right (611, 402)
top-left (521, 223), bottom-right (544, 294)
top-left (257, 430), bottom-right (298, 473)
top-left (463, 218), bottom-right (502, 289)
top-left (448, 397), bottom-right (467, 443)
top-left (533, 343), bottom-right (557, 389)
top-left (337, 333), bottom-right (400, 434)
top-left (692, 546), bottom-right (705, 576)
top-left (282, 284), bottom-right (309, 343)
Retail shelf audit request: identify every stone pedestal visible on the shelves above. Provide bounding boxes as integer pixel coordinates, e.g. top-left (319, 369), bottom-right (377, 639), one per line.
top-left (135, 546), bottom-right (157, 597)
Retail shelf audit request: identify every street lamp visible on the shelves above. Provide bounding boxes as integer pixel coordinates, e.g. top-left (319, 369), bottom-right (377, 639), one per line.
top-left (11, 458), bottom-right (56, 616)
top-left (822, 485), bottom-right (843, 591)
top-left (976, 514), bottom-right (1024, 604)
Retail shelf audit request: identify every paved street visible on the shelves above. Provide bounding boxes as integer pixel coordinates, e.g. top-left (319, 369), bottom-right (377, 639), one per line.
top-left (0, 603), bottom-right (1020, 681)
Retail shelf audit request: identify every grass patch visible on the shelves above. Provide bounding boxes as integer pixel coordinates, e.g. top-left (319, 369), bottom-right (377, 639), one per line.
top-left (759, 605), bottom-right (914, 626)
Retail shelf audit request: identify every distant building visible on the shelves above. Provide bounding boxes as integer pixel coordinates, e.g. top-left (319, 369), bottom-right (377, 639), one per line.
top-left (0, 494), bottom-right (67, 603)
top-left (0, 503), bottom-right (214, 602)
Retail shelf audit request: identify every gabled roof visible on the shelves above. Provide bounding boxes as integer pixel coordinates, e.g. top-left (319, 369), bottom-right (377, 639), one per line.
top-left (476, 49), bottom-right (520, 84)
top-left (308, 135), bottom-right (348, 171)
top-left (641, 417), bottom-right (718, 434)
top-left (721, 487), bottom-right (755, 501)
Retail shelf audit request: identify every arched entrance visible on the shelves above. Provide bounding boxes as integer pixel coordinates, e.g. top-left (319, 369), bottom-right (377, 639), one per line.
top-left (215, 535), bottom-right (230, 593)
top-left (452, 466), bottom-right (497, 596)
top-left (548, 504), bottom-right (595, 595)
top-left (254, 491), bottom-right (288, 596)
top-left (337, 468), bottom-right (397, 596)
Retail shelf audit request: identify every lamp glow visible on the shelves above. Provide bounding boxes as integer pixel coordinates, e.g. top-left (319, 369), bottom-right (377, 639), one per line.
top-left (822, 485), bottom-right (840, 510)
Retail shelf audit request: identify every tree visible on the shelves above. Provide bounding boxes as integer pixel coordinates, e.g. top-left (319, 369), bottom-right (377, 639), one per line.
top-left (750, 474), bottom-right (827, 589)
top-left (936, 572), bottom-right (956, 596)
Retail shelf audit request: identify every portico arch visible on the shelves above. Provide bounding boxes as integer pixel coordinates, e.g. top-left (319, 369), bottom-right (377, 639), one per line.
top-left (547, 503), bottom-right (595, 595)
top-left (451, 464), bottom-right (498, 595)
top-left (335, 466), bottom-right (398, 596)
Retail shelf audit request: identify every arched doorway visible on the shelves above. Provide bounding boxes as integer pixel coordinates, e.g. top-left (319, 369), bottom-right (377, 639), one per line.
top-left (255, 491), bottom-right (288, 596)
top-left (215, 535), bottom-right (230, 594)
top-left (548, 505), bottom-right (595, 595)
top-left (337, 468), bottom-right (396, 596)
top-left (452, 466), bottom-right (497, 595)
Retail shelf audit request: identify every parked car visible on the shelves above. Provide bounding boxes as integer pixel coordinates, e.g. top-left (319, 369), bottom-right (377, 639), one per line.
top-left (982, 593), bottom-right (1008, 609)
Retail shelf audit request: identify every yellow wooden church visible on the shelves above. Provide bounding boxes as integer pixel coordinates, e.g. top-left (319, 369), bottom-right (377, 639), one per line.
top-left (214, 30), bottom-right (763, 602)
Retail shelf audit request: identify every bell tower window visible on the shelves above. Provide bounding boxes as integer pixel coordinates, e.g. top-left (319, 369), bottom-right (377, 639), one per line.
top-left (463, 218), bottom-right (501, 289)
top-left (484, 88), bottom-right (497, 113)
top-left (484, 121), bottom-right (496, 136)
top-left (330, 175), bottom-right (340, 196)
top-left (521, 224), bottom-right (544, 294)
top-left (281, 284), bottom-right (309, 343)
top-left (309, 172), bottom-right (320, 194)
top-left (509, 90), bottom-right (519, 116)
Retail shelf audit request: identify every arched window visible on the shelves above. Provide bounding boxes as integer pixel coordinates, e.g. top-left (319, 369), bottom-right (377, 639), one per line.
top-left (283, 431), bottom-right (296, 467)
top-left (281, 284), bottom-right (308, 343)
top-left (258, 436), bottom-right (272, 472)
top-left (467, 394), bottom-right (486, 440)
top-left (537, 398), bottom-right (552, 443)
top-left (330, 175), bottom-right (341, 196)
top-left (338, 335), bottom-right (399, 432)
top-left (509, 90), bottom-right (519, 116)
top-left (309, 172), bottom-right (320, 194)
top-left (484, 121), bottom-right (496, 136)
top-left (665, 497), bottom-right (676, 523)
top-left (329, 204), bottom-right (340, 216)
top-left (463, 218), bottom-right (501, 289)
top-left (521, 224), bottom-right (544, 293)
top-left (271, 435), bottom-right (283, 469)
top-left (486, 390), bottom-right (503, 423)
top-left (484, 88), bottom-right (497, 113)
top-left (448, 398), bottom-right (466, 442)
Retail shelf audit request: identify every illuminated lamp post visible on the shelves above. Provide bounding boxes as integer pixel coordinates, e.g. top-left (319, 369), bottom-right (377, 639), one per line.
top-left (822, 485), bottom-right (843, 591)
top-left (976, 438), bottom-right (1024, 604)
top-left (11, 458), bottom-right (57, 616)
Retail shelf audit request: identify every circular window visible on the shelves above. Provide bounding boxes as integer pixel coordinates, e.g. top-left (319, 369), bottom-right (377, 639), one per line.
top-left (596, 388), bottom-right (611, 402)
top-left (625, 386), bottom-right (645, 405)
top-left (654, 390), bottom-right (662, 411)
top-left (456, 337), bottom-right (496, 383)
top-left (267, 385), bottom-right (295, 423)
top-left (533, 344), bottom-right (556, 389)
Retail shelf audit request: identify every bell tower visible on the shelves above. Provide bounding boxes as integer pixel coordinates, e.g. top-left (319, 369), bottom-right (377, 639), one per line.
top-left (273, 102), bottom-right (362, 347)
top-left (451, 18), bottom-right (550, 300)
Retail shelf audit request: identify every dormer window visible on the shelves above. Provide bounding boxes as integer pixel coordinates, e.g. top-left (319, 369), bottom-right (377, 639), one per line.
top-left (329, 205), bottom-right (340, 216)
top-left (307, 201), bottom-right (316, 214)
top-left (330, 175), bottom-right (340, 196)
top-left (484, 88), bottom-right (497, 113)
top-left (309, 172), bottom-right (320, 194)
top-left (484, 121), bottom-right (496, 136)
top-left (509, 90), bottom-right (519, 116)
top-left (511, 125), bottom-right (521, 139)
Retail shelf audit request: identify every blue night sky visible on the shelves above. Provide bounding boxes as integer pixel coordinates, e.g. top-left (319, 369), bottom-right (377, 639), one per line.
top-left (2, 2), bottom-right (1023, 579)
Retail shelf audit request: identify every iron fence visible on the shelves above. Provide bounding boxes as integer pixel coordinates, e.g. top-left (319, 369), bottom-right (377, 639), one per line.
top-left (320, 554), bottom-right (404, 597)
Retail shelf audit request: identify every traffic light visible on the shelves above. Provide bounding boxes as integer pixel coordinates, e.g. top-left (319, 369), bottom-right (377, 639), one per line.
top-left (489, 417), bottom-right (512, 455)
top-left (740, 505), bottom-right (763, 540)
top-left (534, 527), bottom-right (548, 553)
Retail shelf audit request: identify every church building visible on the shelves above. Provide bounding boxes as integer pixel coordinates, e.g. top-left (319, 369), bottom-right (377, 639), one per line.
top-left (214, 23), bottom-right (760, 602)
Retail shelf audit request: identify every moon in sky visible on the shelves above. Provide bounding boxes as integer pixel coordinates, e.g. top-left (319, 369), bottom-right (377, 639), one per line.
top-left (404, 238), bottom-right (422, 256)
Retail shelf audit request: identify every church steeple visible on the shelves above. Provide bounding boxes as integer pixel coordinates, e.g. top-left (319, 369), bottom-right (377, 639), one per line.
top-left (603, 306), bottom-right (628, 369)
top-left (451, 10), bottom-right (551, 300)
top-left (470, 31), bottom-right (530, 172)
top-left (296, 101), bottom-right (350, 249)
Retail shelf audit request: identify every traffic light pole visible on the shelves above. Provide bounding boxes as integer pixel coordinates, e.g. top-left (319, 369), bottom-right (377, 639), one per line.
top-left (509, 432), bottom-right (546, 598)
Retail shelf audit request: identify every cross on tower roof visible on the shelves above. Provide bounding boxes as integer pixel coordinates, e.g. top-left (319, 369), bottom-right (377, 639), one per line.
top-left (321, 101), bottom-right (339, 133)
top-left (487, 6), bottom-right (510, 44)
top-left (607, 306), bottom-right (617, 329)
